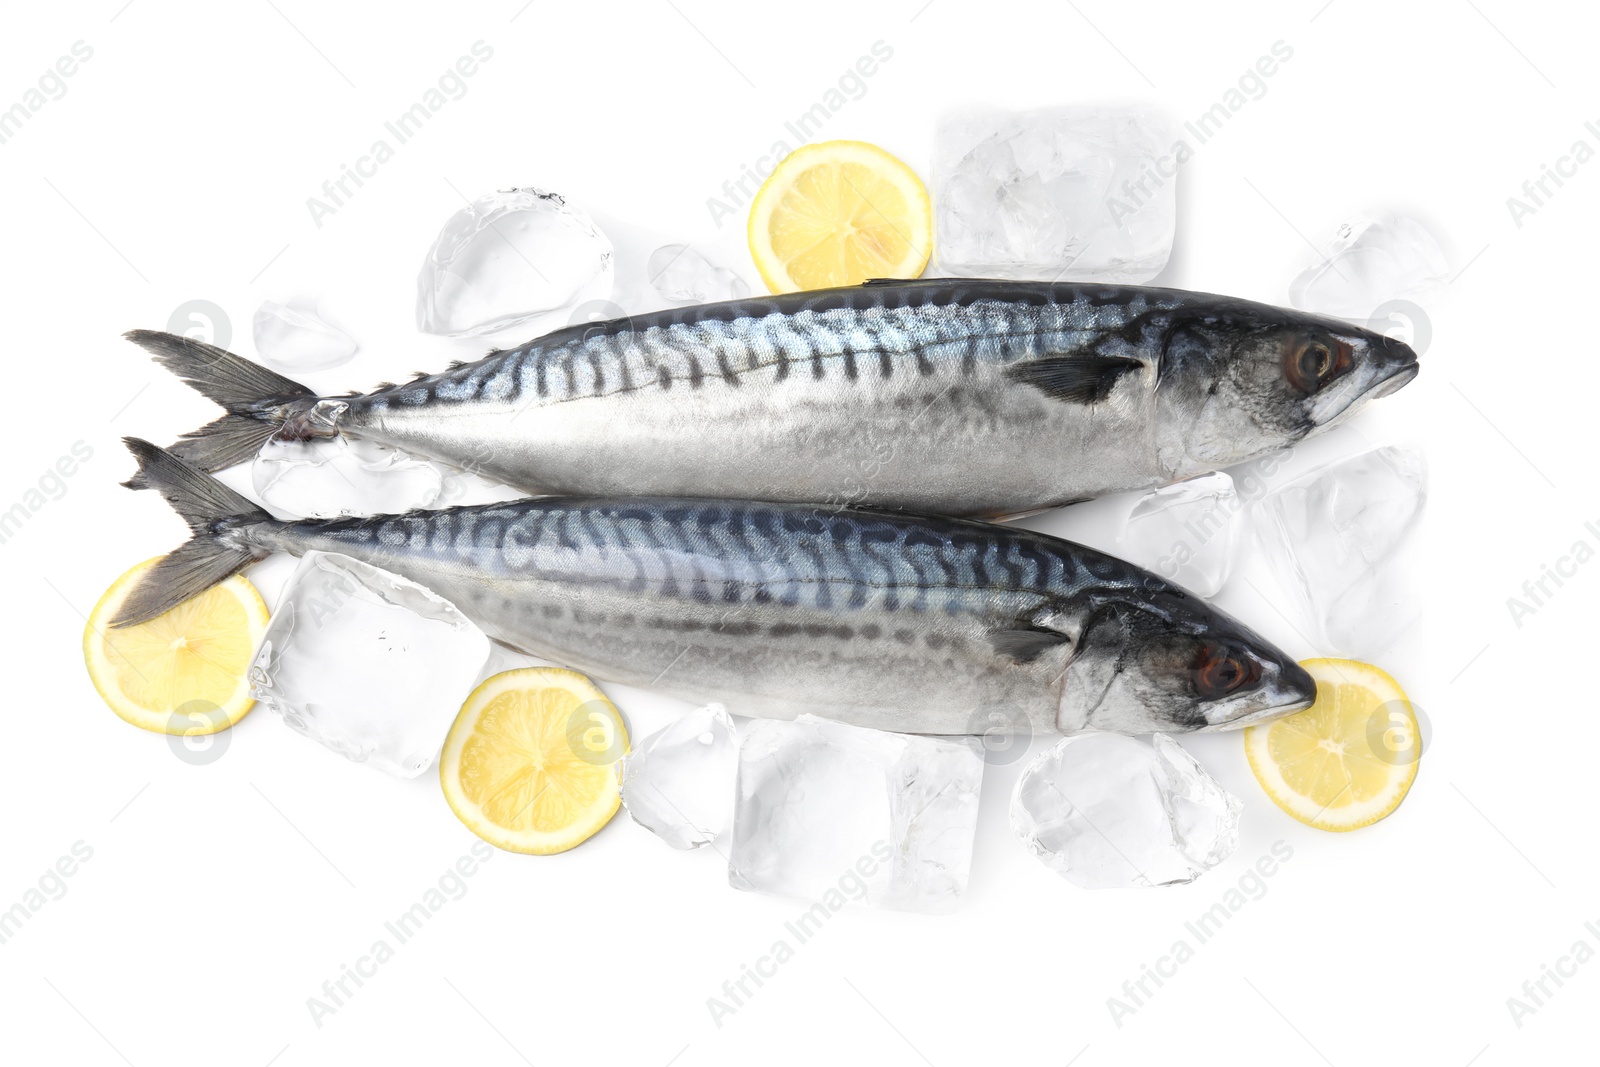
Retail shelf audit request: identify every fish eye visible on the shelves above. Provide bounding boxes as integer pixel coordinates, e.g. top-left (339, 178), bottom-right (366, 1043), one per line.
top-left (1284, 335), bottom-right (1351, 393)
top-left (1192, 643), bottom-right (1261, 699)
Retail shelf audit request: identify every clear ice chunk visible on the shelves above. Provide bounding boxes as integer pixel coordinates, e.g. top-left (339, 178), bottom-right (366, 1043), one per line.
top-left (1253, 445), bottom-right (1427, 659)
top-left (728, 715), bottom-right (983, 913)
top-left (1011, 733), bottom-right (1241, 889)
top-left (249, 551), bottom-right (490, 777)
top-left (620, 703), bottom-right (739, 850)
top-left (1123, 472), bottom-right (1241, 598)
top-left (253, 436), bottom-right (443, 519)
top-left (646, 244), bottom-right (750, 305)
top-left (933, 105), bottom-right (1177, 282)
top-left (1288, 212), bottom-right (1450, 320)
top-left (416, 187), bottom-right (614, 337)
top-left (251, 301), bottom-right (358, 373)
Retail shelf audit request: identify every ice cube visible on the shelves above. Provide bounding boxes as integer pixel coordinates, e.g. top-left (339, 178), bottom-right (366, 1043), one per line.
top-left (416, 187), bottom-right (614, 337)
top-left (253, 436), bottom-right (444, 519)
top-left (1011, 733), bottom-right (1241, 889)
top-left (1123, 472), bottom-right (1241, 597)
top-left (933, 106), bottom-right (1177, 282)
top-left (728, 716), bottom-right (983, 913)
top-left (646, 244), bottom-right (751, 306)
top-left (1288, 212), bottom-right (1450, 320)
top-left (1253, 445), bottom-right (1427, 659)
top-left (252, 301), bottom-right (358, 373)
top-left (621, 704), bottom-right (738, 850)
top-left (249, 551), bottom-right (490, 777)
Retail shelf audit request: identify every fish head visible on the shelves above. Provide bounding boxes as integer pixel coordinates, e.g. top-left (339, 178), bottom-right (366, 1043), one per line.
top-left (1156, 306), bottom-right (1419, 476)
top-left (1054, 588), bottom-right (1316, 734)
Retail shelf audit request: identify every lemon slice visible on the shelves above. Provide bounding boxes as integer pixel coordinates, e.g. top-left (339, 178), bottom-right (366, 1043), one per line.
top-left (747, 139), bottom-right (933, 293)
top-left (440, 668), bottom-right (629, 854)
top-left (1244, 658), bottom-right (1420, 832)
top-left (84, 556), bottom-right (268, 735)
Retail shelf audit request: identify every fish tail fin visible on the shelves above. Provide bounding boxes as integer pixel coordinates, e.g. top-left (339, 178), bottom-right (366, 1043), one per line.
top-left (112, 437), bottom-right (275, 627)
top-left (124, 329), bottom-right (326, 471)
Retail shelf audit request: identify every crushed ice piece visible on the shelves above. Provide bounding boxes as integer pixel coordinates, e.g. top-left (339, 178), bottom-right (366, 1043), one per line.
top-left (647, 244), bottom-right (750, 305)
top-left (933, 105), bottom-right (1177, 282)
top-left (728, 715), bottom-right (983, 913)
top-left (1123, 472), bottom-right (1241, 598)
top-left (621, 704), bottom-right (738, 850)
top-left (1011, 733), bottom-right (1241, 889)
top-left (249, 551), bottom-right (490, 778)
top-left (416, 187), bottom-right (614, 337)
top-left (251, 301), bottom-right (358, 373)
top-left (1288, 212), bottom-right (1450, 320)
top-left (1253, 445), bottom-right (1427, 659)
top-left (253, 436), bottom-right (443, 519)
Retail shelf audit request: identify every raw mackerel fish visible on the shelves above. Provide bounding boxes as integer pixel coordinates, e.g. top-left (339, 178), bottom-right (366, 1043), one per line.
top-left (129, 280), bottom-right (1418, 518)
top-left (115, 440), bottom-right (1315, 736)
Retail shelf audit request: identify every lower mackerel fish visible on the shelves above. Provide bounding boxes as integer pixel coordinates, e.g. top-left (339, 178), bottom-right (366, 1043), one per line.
top-left (115, 439), bottom-right (1316, 736)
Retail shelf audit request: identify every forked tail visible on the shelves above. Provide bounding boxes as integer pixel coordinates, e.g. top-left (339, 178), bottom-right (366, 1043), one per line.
top-left (112, 438), bottom-right (274, 627)
top-left (124, 330), bottom-right (325, 471)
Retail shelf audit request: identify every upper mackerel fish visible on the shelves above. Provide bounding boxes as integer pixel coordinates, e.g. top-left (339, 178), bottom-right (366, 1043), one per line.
top-left (127, 279), bottom-right (1418, 518)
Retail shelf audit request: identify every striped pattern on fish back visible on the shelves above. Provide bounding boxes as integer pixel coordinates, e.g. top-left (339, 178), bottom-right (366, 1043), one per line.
top-left (291, 498), bottom-right (1155, 619)
top-left (360, 283), bottom-right (1178, 412)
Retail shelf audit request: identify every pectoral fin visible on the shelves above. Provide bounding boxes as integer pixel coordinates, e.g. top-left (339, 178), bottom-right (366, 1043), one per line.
top-left (989, 626), bottom-right (1070, 664)
top-left (1006, 355), bottom-right (1143, 404)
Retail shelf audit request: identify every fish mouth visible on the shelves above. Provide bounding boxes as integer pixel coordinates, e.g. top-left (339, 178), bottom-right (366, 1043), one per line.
top-left (1364, 360), bottom-right (1419, 401)
top-left (1195, 692), bottom-right (1312, 732)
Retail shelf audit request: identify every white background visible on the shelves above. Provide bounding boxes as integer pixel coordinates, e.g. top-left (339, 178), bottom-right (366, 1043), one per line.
top-left (0, 1), bottom-right (1592, 1064)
